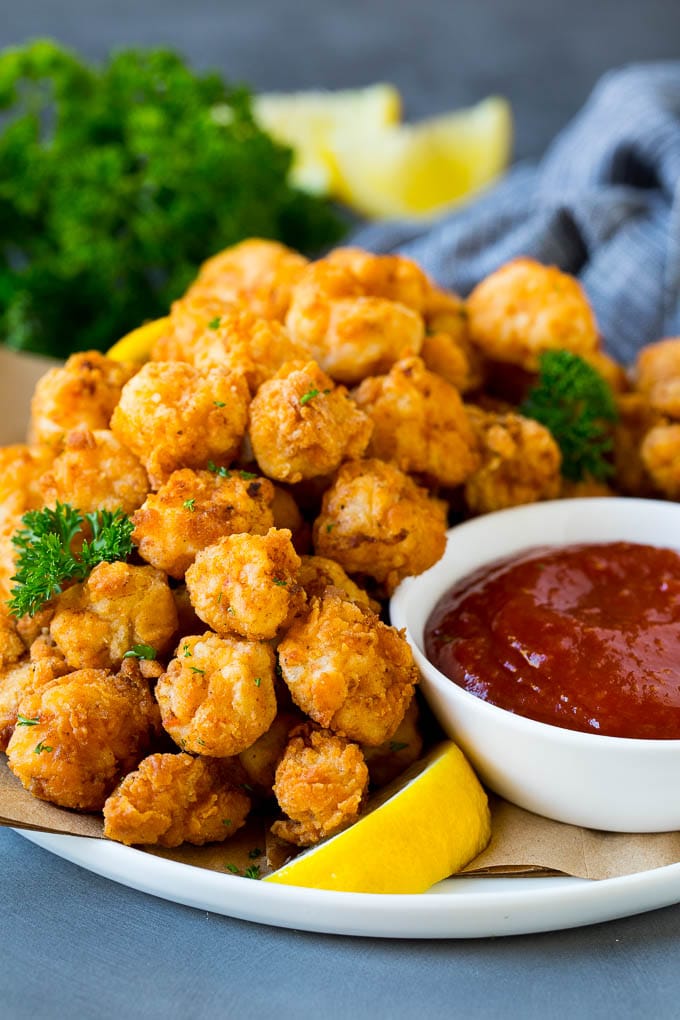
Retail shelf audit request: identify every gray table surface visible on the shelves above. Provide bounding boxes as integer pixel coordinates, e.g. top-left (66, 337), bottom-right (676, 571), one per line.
top-left (2, 2), bottom-right (680, 1016)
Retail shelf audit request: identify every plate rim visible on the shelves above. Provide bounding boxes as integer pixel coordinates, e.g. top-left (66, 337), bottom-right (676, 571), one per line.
top-left (15, 828), bottom-right (680, 939)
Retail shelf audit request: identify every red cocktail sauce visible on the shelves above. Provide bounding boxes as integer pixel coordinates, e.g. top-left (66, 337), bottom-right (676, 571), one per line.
top-left (424, 542), bottom-right (680, 739)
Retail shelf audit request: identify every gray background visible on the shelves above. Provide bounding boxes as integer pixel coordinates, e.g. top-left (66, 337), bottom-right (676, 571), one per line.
top-left (2, 2), bottom-right (680, 1017)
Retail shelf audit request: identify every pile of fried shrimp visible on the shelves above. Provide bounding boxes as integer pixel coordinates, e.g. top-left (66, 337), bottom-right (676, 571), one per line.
top-left (0, 240), bottom-right (678, 856)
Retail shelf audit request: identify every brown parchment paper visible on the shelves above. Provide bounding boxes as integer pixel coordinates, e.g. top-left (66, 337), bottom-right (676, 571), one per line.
top-left (3, 349), bottom-right (680, 884)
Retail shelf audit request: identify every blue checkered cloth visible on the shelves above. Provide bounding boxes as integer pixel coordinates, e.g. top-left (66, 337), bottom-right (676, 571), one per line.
top-left (352, 63), bottom-right (680, 365)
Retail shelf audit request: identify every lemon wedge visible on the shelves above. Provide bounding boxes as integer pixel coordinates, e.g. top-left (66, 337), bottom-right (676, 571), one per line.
top-left (330, 96), bottom-right (512, 220)
top-left (264, 741), bottom-right (490, 894)
top-left (254, 84), bottom-right (401, 194)
top-left (107, 317), bottom-right (169, 362)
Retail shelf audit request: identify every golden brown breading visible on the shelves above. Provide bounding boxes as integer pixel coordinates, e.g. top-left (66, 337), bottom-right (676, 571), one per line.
top-left (132, 469), bottom-right (275, 579)
top-left (237, 709), bottom-right (304, 797)
top-left (285, 260), bottom-right (424, 384)
top-left (6, 665), bottom-right (161, 810)
top-left (271, 723), bottom-right (369, 846)
top-left (464, 406), bottom-right (562, 514)
top-left (29, 352), bottom-right (138, 447)
top-left (312, 459), bottom-right (448, 593)
top-left (633, 337), bottom-right (680, 419)
top-left (249, 360), bottom-right (372, 483)
top-left (325, 248), bottom-right (432, 312)
top-left (111, 361), bottom-right (249, 489)
top-left (185, 528), bottom-right (304, 641)
top-left (353, 356), bottom-right (479, 487)
top-left (0, 654), bottom-right (71, 751)
top-left (466, 258), bottom-right (599, 371)
top-left (103, 752), bottom-right (251, 847)
top-left (278, 591), bottom-right (418, 746)
top-left (0, 444), bottom-right (55, 597)
top-left (297, 555), bottom-right (379, 613)
top-left (38, 429), bottom-right (149, 515)
top-left (559, 477), bottom-right (614, 498)
top-left (612, 392), bottom-right (661, 496)
top-left (270, 486), bottom-right (309, 553)
top-left (361, 697), bottom-right (423, 788)
top-left (191, 308), bottom-right (308, 392)
top-left (640, 423), bottom-right (680, 499)
top-left (156, 631), bottom-right (277, 756)
top-left (0, 607), bottom-right (26, 670)
top-left (152, 293), bottom-right (234, 363)
top-left (421, 287), bottom-right (485, 393)
top-left (49, 562), bottom-right (178, 670)
top-left (186, 239), bottom-right (309, 321)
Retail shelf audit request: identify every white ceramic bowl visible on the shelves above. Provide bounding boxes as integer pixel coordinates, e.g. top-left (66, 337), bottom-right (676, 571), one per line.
top-left (390, 498), bottom-right (680, 833)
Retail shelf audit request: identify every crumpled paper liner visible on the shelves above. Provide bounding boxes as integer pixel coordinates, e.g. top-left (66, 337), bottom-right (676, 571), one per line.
top-left (4, 754), bottom-right (680, 881)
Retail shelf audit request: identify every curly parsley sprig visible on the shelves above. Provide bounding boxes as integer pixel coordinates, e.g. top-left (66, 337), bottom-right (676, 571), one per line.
top-left (519, 350), bottom-right (619, 482)
top-left (8, 502), bottom-right (134, 618)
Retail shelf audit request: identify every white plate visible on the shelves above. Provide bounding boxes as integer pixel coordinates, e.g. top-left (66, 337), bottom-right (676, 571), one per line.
top-left (17, 829), bottom-right (680, 938)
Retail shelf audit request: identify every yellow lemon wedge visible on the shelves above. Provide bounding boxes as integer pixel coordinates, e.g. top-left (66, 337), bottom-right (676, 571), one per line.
top-left (107, 316), bottom-right (169, 362)
top-left (264, 741), bottom-right (491, 894)
top-left (330, 96), bottom-right (512, 220)
top-left (253, 84), bottom-right (402, 194)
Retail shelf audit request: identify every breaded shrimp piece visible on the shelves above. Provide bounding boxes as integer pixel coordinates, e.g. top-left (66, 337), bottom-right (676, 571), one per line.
top-left (640, 423), bottom-right (680, 499)
top-left (353, 356), bottom-right (479, 487)
top-left (29, 352), bottom-right (138, 447)
top-left (191, 308), bottom-right (308, 392)
top-left (38, 429), bottom-right (149, 515)
top-left (326, 248), bottom-right (432, 312)
top-left (271, 723), bottom-right (369, 846)
top-left (249, 360), bottom-right (372, 483)
top-left (0, 606), bottom-right (27, 669)
top-left (49, 562), bottom-right (178, 670)
top-left (185, 528), bottom-right (304, 640)
top-left (421, 287), bottom-right (485, 393)
top-left (238, 709), bottom-right (304, 797)
top-left (156, 631), bottom-right (277, 756)
top-left (0, 444), bottom-right (54, 596)
top-left (313, 459), bottom-right (448, 594)
top-left (297, 555), bottom-right (379, 613)
top-left (633, 337), bottom-right (680, 418)
top-left (111, 361), bottom-right (249, 489)
top-left (103, 752), bottom-right (251, 847)
top-left (270, 486), bottom-right (310, 553)
top-left (464, 406), bottom-right (562, 514)
top-left (613, 393), bottom-right (661, 496)
top-left (186, 239), bottom-right (309, 321)
top-left (151, 293), bottom-right (235, 363)
top-left (0, 650), bottom-right (71, 751)
top-left (132, 468), bottom-right (275, 579)
top-left (278, 591), bottom-right (418, 746)
top-left (286, 261), bottom-right (424, 384)
top-left (361, 697), bottom-right (423, 789)
top-left (467, 258), bottom-right (599, 371)
top-left (6, 664), bottom-right (161, 810)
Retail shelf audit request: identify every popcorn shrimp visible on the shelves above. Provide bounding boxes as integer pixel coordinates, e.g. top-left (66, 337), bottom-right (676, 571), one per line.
top-left (39, 429), bottom-right (149, 515)
top-left (286, 260), bottom-right (424, 384)
top-left (353, 356), bottom-right (479, 487)
top-left (297, 555), bottom-right (379, 612)
top-left (155, 631), bottom-right (277, 756)
top-left (278, 591), bottom-right (418, 746)
top-left (50, 562), bottom-right (178, 670)
top-left (313, 459), bottom-right (448, 593)
top-left (111, 361), bottom-right (249, 488)
top-left (249, 360), bottom-right (372, 483)
top-left (132, 468), bottom-right (275, 579)
top-left (272, 723), bottom-right (369, 846)
top-left (185, 528), bottom-right (304, 640)
top-left (640, 423), bottom-right (680, 499)
top-left (6, 665), bottom-right (161, 811)
top-left (633, 337), bottom-right (680, 419)
top-left (103, 752), bottom-right (251, 847)
top-left (421, 287), bottom-right (485, 393)
top-left (464, 406), bottom-right (562, 513)
top-left (467, 258), bottom-right (599, 371)
top-left (29, 351), bottom-right (138, 447)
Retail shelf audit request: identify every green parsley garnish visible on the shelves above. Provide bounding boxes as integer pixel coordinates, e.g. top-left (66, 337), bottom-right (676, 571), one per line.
top-left (189, 666), bottom-right (205, 675)
top-left (34, 741), bottom-right (53, 755)
top-left (248, 847), bottom-right (262, 859)
top-left (222, 818), bottom-right (232, 827)
top-left (208, 317), bottom-right (221, 331)
top-left (299, 387), bottom-right (320, 406)
top-left (325, 523), bottom-right (335, 534)
top-left (253, 677), bottom-right (261, 687)
top-left (213, 400), bottom-right (226, 408)
top-left (244, 865), bottom-right (261, 880)
top-left (8, 503), bottom-right (134, 618)
top-left (225, 863), bottom-right (240, 874)
top-left (17, 714), bottom-right (39, 726)
top-left (207, 461), bottom-right (232, 478)
top-left (272, 578), bottom-right (287, 587)
top-left (519, 350), bottom-right (618, 482)
top-left (238, 470), bottom-right (257, 480)
top-left (123, 644), bottom-right (157, 661)
top-left (0, 41), bottom-right (343, 359)
top-left (182, 643), bottom-right (192, 658)
top-left (183, 499), bottom-right (196, 512)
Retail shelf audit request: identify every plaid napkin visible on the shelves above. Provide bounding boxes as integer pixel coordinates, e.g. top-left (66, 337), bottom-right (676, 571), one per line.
top-left (352, 63), bottom-right (680, 364)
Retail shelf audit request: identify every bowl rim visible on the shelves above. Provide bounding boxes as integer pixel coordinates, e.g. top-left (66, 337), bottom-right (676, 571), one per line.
top-left (390, 496), bottom-right (680, 752)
